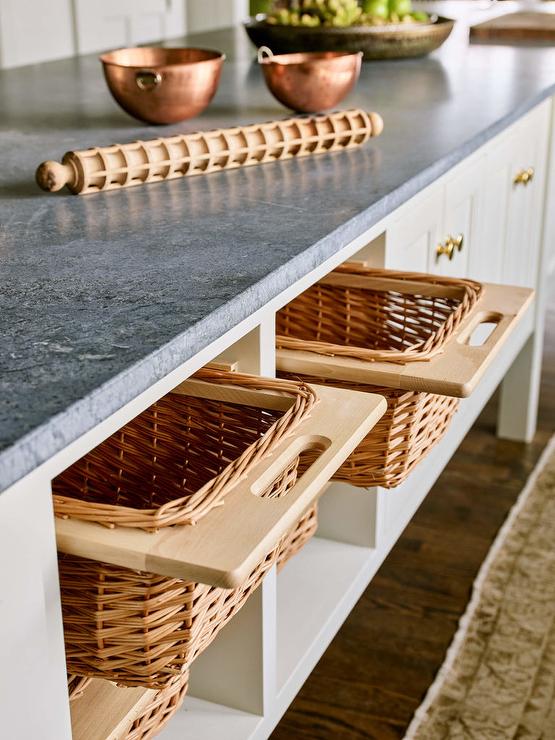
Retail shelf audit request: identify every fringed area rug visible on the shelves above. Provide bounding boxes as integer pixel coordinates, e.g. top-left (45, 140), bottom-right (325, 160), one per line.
top-left (405, 435), bottom-right (555, 740)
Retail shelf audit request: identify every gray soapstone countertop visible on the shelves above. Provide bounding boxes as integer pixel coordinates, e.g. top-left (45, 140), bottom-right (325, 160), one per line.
top-left (1, 2), bottom-right (555, 493)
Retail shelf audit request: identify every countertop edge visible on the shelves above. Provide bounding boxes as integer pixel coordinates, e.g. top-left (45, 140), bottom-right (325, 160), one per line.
top-left (2, 82), bottom-right (554, 494)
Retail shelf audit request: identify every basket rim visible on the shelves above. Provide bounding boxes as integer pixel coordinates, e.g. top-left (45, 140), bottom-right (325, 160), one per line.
top-left (276, 265), bottom-right (483, 364)
top-left (53, 368), bottom-right (318, 531)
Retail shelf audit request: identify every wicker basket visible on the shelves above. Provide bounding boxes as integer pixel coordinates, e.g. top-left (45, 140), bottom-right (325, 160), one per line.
top-left (67, 671), bottom-right (189, 740)
top-left (127, 672), bottom-right (189, 740)
top-left (277, 502), bottom-right (318, 571)
top-left (68, 674), bottom-right (93, 702)
top-left (54, 369), bottom-right (319, 688)
top-left (277, 265), bottom-right (482, 488)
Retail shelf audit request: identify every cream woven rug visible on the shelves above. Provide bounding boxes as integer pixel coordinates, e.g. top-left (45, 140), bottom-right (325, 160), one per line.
top-left (405, 435), bottom-right (555, 740)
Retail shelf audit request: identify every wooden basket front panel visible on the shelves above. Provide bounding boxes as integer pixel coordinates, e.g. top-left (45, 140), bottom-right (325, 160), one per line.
top-left (279, 373), bottom-right (458, 488)
top-left (276, 267), bottom-right (482, 364)
top-left (59, 493), bottom-right (317, 689)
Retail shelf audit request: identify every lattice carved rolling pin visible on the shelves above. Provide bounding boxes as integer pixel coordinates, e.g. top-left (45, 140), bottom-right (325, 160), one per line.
top-left (36, 109), bottom-right (383, 195)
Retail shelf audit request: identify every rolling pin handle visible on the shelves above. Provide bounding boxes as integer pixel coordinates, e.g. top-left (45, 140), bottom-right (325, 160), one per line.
top-left (35, 160), bottom-right (73, 192)
top-left (368, 112), bottom-right (384, 137)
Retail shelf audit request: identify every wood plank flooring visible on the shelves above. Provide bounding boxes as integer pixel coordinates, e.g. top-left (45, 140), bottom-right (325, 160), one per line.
top-left (272, 285), bottom-right (555, 740)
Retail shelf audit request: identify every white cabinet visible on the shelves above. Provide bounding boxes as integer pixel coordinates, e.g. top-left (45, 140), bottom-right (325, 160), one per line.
top-left (470, 129), bottom-right (515, 283)
top-left (431, 155), bottom-right (483, 278)
top-left (0, 0), bottom-right (250, 68)
top-left (387, 101), bottom-right (552, 288)
top-left (469, 104), bottom-right (551, 288)
top-left (74, 0), bottom-right (185, 55)
top-left (385, 188), bottom-right (442, 272)
top-left (386, 155), bottom-right (483, 279)
top-left (502, 106), bottom-right (551, 288)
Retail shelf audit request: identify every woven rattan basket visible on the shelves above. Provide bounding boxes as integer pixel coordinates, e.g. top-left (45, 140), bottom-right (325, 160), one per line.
top-left (127, 672), bottom-right (189, 740)
top-left (68, 674), bottom-right (93, 702)
top-left (67, 671), bottom-right (189, 740)
top-left (277, 265), bottom-right (483, 488)
top-left (54, 369), bottom-right (319, 688)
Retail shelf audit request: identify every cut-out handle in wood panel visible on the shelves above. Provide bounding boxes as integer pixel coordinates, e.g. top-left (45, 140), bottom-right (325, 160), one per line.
top-left (276, 283), bottom-right (534, 398)
top-left (55, 384), bottom-right (386, 588)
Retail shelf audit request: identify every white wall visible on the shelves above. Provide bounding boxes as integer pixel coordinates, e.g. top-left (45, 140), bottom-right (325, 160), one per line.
top-left (0, 0), bottom-right (248, 69)
top-left (0, 0), bottom-right (74, 68)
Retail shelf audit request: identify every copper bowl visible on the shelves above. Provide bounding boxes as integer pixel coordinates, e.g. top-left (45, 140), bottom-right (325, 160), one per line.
top-left (257, 48), bottom-right (362, 113)
top-left (99, 47), bottom-right (225, 125)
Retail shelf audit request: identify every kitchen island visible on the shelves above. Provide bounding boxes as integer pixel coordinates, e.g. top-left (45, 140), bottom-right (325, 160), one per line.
top-left (1, 3), bottom-right (554, 738)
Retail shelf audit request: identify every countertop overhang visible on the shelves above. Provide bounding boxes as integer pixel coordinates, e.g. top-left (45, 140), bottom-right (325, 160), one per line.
top-left (1, 1), bottom-right (555, 493)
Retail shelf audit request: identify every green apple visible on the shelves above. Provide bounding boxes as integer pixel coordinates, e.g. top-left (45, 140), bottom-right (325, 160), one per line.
top-left (389, 0), bottom-right (412, 17)
top-left (361, 0), bottom-right (389, 20)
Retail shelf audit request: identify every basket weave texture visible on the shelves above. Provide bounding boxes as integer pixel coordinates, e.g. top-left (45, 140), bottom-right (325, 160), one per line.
top-left (276, 265), bottom-right (482, 363)
top-left (53, 368), bottom-right (317, 531)
top-left (67, 671), bottom-right (189, 740)
top-left (277, 502), bottom-right (318, 570)
top-left (127, 671), bottom-right (189, 740)
top-left (55, 370), bottom-right (319, 688)
top-left (277, 266), bottom-right (482, 488)
top-left (67, 674), bottom-right (92, 701)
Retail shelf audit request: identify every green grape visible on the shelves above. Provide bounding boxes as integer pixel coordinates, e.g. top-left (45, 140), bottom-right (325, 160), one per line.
top-left (300, 12), bottom-right (321, 25)
top-left (361, 0), bottom-right (389, 20)
top-left (389, 0), bottom-right (412, 17)
top-left (267, 0), bottom-right (361, 27)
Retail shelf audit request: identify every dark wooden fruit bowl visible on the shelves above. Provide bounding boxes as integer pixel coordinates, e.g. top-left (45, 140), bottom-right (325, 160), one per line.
top-left (244, 16), bottom-right (455, 61)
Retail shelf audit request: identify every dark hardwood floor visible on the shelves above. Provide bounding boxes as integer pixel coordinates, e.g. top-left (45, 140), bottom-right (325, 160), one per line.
top-left (272, 283), bottom-right (555, 740)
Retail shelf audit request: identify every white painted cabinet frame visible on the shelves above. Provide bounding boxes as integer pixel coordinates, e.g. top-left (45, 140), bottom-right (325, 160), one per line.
top-left (0, 97), bottom-right (553, 740)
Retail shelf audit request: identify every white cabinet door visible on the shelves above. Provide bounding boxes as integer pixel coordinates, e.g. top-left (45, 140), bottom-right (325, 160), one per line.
top-left (503, 104), bottom-right (551, 288)
top-left (74, 0), bottom-right (185, 55)
top-left (470, 130), bottom-right (515, 284)
top-left (385, 187), bottom-right (443, 272)
top-left (430, 156), bottom-right (484, 279)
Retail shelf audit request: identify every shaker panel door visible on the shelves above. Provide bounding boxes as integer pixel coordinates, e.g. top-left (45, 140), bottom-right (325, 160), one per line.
top-left (74, 0), bottom-right (185, 55)
top-left (386, 187), bottom-right (442, 273)
top-left (503, 104), bottom-right (551, 288)
top-left (430, 157), bottom-right (484, 278)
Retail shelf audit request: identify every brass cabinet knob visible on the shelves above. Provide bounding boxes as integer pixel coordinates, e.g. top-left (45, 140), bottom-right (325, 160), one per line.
top-left (513, 167), bottom-right (535, 186)
top-left (436, 233), bottom-right (464, 262)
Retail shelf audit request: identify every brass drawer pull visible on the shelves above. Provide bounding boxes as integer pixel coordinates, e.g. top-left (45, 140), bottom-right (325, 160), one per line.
top-left (513, 167), bottom-right (534, 186)
top-left (436, 233), bottom-right (464, 262)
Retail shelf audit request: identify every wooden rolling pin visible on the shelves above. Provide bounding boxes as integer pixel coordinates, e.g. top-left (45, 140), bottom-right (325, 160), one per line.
top-left (36, 109), bottom-right (383, 195)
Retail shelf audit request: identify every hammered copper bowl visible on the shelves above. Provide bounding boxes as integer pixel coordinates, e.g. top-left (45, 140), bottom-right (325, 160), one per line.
top-left (258, 48), bottom-right (362, 113)
top-left (99, 47), bottom-right (225, 125)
